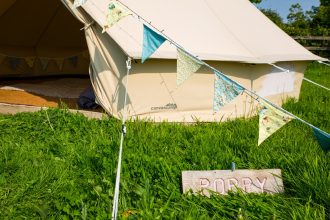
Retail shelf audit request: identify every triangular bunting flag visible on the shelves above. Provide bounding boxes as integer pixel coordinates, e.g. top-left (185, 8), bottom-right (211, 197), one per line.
top-left (68, 56), bottom-right (78, 67)
top-left (25, 57), bottom-right (36, 68)
top-left (213, 70), bottom-right (244, 111)
top-left (258, 101), bottom-right (294, 145)
top-left (177, 48), bottom-right (202, 85)
top-left (312, 127), bottom-right (330, 152)
top-left (9, 57), bottom-right (21, 70)
top-left (39, 58), bottom-right (49, 71)
top-left (102, 1), bottom-right (131, 33)
top-left (0, 54), bottom-right (5, 65)
top-left (55, 58), bottom-right (64, 71)
top-left (73, 0), bottom-right (87, 8)
top-left (141, 25), bottom-right (166, 63)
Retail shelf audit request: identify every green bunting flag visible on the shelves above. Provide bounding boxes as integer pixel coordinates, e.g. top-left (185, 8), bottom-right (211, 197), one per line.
top-left (258, 101), bottom-right (294, 145)
top-left (25, 57), bottom-right (36, 68)
top-left (312, 127), bottom-right (330, 152)
top-left (213, 70), bottom-right (244, 111)
top-left (141, 25), bottom-right (166, 63)
top-left (102, 1), bottom-right (131, 33)
top-left (177, 48), bottom-right (202, 85)
top-left (73, 0), bottom-right (87, 8)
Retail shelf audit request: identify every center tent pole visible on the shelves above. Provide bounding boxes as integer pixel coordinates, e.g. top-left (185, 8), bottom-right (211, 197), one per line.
top-left (111, 57), bottom-right (131, 220)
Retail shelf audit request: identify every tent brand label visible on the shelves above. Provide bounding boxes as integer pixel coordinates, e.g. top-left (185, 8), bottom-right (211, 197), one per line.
top-left (182, 169), bottom-right (283, 196)
top-left (151, 103), bottom-right (177, 111)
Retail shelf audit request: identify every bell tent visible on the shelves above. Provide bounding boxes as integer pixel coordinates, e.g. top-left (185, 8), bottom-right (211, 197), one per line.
top-left (0, 0), bottom-right (325, 122)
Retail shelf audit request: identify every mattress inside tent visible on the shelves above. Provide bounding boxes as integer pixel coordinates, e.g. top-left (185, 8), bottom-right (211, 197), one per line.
top-left (0, 0), bottom-right (96, 110)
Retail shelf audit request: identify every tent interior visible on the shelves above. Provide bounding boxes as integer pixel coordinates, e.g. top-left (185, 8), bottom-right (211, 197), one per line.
top-left (0, 0), bottom-right (95, 110)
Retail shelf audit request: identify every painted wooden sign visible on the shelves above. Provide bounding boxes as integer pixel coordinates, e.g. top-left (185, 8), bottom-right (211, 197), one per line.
top-left (182, 169), bottom-right (283, 196)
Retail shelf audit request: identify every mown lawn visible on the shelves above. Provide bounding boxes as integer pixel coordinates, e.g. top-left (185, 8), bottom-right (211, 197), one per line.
top-left (0, 62), bottom-right (329, 219)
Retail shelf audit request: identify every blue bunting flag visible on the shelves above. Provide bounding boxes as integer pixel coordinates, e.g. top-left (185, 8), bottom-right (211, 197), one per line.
top-left (213, 70), bottom-right (244, 111)
top-left (141, 25), bottom-right (166, 63)
top-left (312, 127), bottom-right (330, 152)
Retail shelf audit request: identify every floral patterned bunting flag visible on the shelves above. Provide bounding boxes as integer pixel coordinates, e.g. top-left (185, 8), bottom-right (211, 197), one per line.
top-left (258, 101), bottom-right (294, 145)
top-left (102, 1), bottom-right (131, 33)
top-left (177, 48), bottom-right (202, 85)
top-left (213, 70), bottom-right (244, 111)
top-left (73, 0), bottom-right (87, 8)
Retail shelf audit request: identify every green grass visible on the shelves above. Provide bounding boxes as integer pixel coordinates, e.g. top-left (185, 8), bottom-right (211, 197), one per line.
top-left (0, 62), bottom-right (329, 219)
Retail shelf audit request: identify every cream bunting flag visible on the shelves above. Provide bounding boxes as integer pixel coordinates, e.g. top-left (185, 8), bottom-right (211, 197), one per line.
top-left (177, 48), bottom-right (202, 85)
top-left (25, 57), bottom-right (36, 68)
top-left (55, 58), bottom-right (64, 71)
top-left (73, 0), bottom-right (87, 8)
top-left (258, 101), bottom-right (294, 145)
top-left (102, 1), bottom-right (131, 33)
top-left (39, 58), bottom-right (49, 71)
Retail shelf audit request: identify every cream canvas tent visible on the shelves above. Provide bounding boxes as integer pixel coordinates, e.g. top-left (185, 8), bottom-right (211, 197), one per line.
top-left (0, 0), bottom-right (326, 122)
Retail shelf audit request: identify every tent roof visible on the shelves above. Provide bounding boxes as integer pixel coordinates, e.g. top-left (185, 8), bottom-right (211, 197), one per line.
top-left (81, 0), bottom-right (325, 64)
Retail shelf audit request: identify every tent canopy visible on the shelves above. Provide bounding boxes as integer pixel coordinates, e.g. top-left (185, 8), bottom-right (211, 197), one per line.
top-left (81, 0), bottom-right (325, 64)
top-left (0, 0), bottom-right (86, 58)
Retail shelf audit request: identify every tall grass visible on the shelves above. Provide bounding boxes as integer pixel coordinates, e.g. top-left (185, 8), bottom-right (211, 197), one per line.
top-left (0, 62), bottom-right (329, 219)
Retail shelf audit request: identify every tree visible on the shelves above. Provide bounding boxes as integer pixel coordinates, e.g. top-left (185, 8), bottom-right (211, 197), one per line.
top-left (286, 3), bottom-right (310, 36)
top-left (287, 3), bottom-right (308, 28)
top-left (250, 0), bottom-right (263, 4)
top-left (260, 9), bottom-right (284, 28)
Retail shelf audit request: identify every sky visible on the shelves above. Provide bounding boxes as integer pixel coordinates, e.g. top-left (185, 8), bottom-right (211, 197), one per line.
top-left (257, 0), bottom-right (320, 22)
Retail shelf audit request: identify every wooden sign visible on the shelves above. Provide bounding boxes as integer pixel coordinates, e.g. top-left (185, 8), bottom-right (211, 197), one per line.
top-left (182, 169), bottom-right (283, 196)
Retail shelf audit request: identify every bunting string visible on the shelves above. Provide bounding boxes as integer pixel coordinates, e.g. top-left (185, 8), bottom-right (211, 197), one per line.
top-left (114, 0), bottom-right (329, 148)
top-left (0, 50), bottom-right (88, 70)
top-left (269, 63), bottom-right (290, 73)
top-left (318, 60), bottom-right (330, 67)
top-left (303, 77), bottom-right (330, 91)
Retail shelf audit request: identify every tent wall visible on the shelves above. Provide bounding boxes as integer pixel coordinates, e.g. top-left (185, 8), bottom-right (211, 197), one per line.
top-left (102, 58), bottom-right (307, 122)
top-left (0, 0), bottom-right (89, 77)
